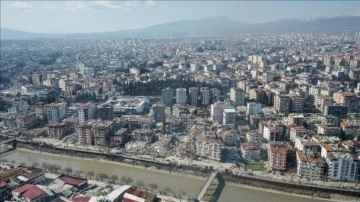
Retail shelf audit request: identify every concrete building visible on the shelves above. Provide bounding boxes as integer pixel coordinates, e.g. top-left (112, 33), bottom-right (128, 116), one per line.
top-left (200, 87), bottom-right (210, 105)
top-left (317, 125), bottom-right (341, 136)
top-left (97, 103), bottom-right (114, 121)
top-left (288, 114), bottom-right (305, 126)
top-left (47, 123), bottom-right (72, 139)
top-left (77, 122), bottom-right (95, 145)
top-left (189, 87), bottom-right (199, 106)
top-left (161, 87), bottom-right (174, 105)
top-left (325, 152), bottom-right (359, 181)
top-left (230, 88), bottom-right (245, 106)
top-left (77, 103), bottom-right (96, 124)
top-left (211, 102), bottom-right (232, 123)
top-left (223, 108), bottom-right (237, 125)
top-left (94, 120), bottom-right (116, 146)
top-left (45, 103), bottom-right (67, 124)
top-left (195, 133), bottom-right (224, 161)
top-left (246, 102), bottom-right (262, 115)
top-left (296, 150), bottom-right (325, 180)
top-left (323, 103), bottom-right (348, 119)
top-left (291, 96), bottom-right (304, 113)
top-left (15, 113), bottom-right (39, 129)
top-left (210, 88), bottom-right (221, 103)
top-left (333, 92), bottom-right (358, 113)
top-left (152, 104), bottom-right (166, 123)
top-left (263, 72), bottom-right (274, 83)
top-left (176, 88), bottom-right (187, 104)
top-left (274, 94), bottom-right (291, 113)
top-left (268, 142), bottom-right (290, 171)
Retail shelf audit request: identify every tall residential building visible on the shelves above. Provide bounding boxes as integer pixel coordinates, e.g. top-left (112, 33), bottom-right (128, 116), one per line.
top-left (230, 88), bottom-right (244, 106)
top-left (161, 87), bottom-right (174, 105)
top-left (325, 152), bottom-right (359, 181)
top-left (291, 96), bottom-right (304, 113)
top-left (176, 88), bottom-right (187, 104)
top-left (323, 103), bottom-right (348, 119)
top-left (223, 109), bottom-right (237, 125)
top-left (77, 103), bottom-right (96, 124)
top-left (333, 92), bottom-right (358, 113)
top-left (200, 87), bottom-right (210, 105)
top-left (246, 102), bottom-right (262, 115)
top-left (97, 104), bottom-right (114, 121)
top-left (268, 142), bottom-right (290, 171)
top-left (45, 103), bottom-right (67, 124)
top-left (152, 104), bottom-right (166, 123)
top-left (262, 72), bottom-right (274, 83)
top-left (274, 94), bottom-right (291, 113)
top-left (195, 133), bottom-right (224, 161)
top-left (296, 150), bottom-right (325, 180)
top-left (94, 120), bottom-right (116, 146)
top-left (210, 88), bottom-right (221, 103)
top-left (288, 114), bottom-right (304, 126)
top-left (211, 102), bottom-right (232, 123)
top-left (189, 87), bottom-right (199, 106)
top-left (77, 122), bottom-right (95, 145)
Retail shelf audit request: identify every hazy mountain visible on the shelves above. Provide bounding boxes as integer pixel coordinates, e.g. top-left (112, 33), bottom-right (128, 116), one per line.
top-left (1, 16), bottom-right (359, 40)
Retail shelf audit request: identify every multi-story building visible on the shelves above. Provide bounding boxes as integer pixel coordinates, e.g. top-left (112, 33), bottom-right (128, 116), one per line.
top-left (211, 102), bottom-right (232, 123)
top-left (323, 103), bottom-right (348, 119)
top-left (288, 114), bottom-right (304, 126)
top-left (317, 125), bottom-right (341, 136)
top-left (210, 88), bottom-right (221, 103)
top-left (230, 88), bottom-right (245, 106)
top-left (45, 102), bottom-right (67, 124)
top-left (15, 113), bottom-right (39, 129)
top-left (290, 126), bottom-right (308, 142)
top-left (333, 92), bottom-right (358, 113)
top-left (94, 120), bottom-right (116, 146)
top-left (161, 87), bottom-right (173, 105)
top-left (325, 152), bottom-right (359, 181)
top-left (294, 135), bottom-right (319, 152)
top-left (195, 133), bottom-right (224, 161)
top-left (175, 88), bottom-right (187, 104)
top-left (200, 87), bottom-right (210, 105)
top-left (262, 72), bottom-right (274, 83)
top-left (223, 108), bottom-right (236, 125)
top-left (77, 103), bottom-right (97, 124)
top-left (47, 123), bottom-right (73, 139)
top-left (77, 122), bottom-right (95, 145)
top-left (189, 87), bottom-right (199, 106)
top-left (268, 142), bottom-right (290, 171)
top-left (291, 96), bottom-right (304, 113)
top-left (241, 142), bottom-right (262, 161)
top-left (97, 103), bottom-right (114, 121)
top-left (246, 102), bottom-right (262, 115)
top-left (274, 94), bottom-right (291, 113)
top-left (341, 119), bottom-right (360, 136)
top-left (218, 130), bottom-right (239, 146)
top-left (152, 104), bottom-right (166, 123)
top-left (263, 125), bottom-right (280, 141)
top-left (296, 150), bottom-right (325, 180)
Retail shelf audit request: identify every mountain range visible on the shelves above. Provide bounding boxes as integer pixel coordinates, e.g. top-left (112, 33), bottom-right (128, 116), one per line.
top-left (1, 16), bottom-right (359, 40)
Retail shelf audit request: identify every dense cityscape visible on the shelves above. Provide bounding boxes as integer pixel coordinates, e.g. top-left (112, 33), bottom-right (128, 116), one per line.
top-left (1, 1), bottom-right (360, 202)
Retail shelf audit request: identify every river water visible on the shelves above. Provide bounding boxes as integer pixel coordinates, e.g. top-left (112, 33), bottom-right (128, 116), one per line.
top-left (2, 150), bottom-right (330, 202)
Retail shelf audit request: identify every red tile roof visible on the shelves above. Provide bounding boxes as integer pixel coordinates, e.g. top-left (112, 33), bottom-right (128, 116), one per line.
top-left (59, 175), bottom-right (87, 187)
top-left (72, 196), bottom-right (91, 202)
top-left (14, 184), bottom-right (45, 200)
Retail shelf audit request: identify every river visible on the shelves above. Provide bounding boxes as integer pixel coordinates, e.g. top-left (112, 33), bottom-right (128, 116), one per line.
top-left (2, 150), bottom-right (331, 202)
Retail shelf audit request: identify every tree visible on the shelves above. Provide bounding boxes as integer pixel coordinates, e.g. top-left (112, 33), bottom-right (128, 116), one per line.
top-left (54, 165), bottom-right (62, 174)
top-left (179, 190), bottom-right (187, 198)
top-left (110, 175), bottom-right (119, 183)
top-left (135, 180), bottom-right (145, 189)
top-left (65, 167), bottom-right (73, 175)
top-left (148, 183), bottom-right (158, 191)
top-left (31, 162), bottom-right (39, 168)
top-left (87, 171), bottom-right (94, 179)
top-left (20, 162), bottom-right (26, 167)
top-left (143, 162), bottom-right (150, 170)
top-left (75, 169), bottom-right (84, 177)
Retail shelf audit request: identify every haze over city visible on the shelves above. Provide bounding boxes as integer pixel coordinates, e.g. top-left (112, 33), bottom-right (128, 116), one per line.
top-left (1, 0), bottom-right (359, 34)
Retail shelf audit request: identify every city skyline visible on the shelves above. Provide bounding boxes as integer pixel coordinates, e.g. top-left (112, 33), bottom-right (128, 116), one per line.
top-left (1, 0), bottom-right (359, 34)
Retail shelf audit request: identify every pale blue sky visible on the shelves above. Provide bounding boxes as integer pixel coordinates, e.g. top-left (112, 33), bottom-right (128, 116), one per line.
top-left (1, 1), bottom-right (359, 34)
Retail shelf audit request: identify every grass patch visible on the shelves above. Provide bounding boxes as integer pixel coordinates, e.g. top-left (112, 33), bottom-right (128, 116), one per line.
top-left (247, 162), bottom-right (266, 171)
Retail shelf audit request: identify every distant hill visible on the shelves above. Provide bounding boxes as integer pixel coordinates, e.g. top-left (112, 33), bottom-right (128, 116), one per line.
top-left (1, 16), bottom-right (359, 40)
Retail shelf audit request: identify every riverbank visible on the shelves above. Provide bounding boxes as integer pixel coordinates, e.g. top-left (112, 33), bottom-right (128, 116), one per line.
top-left (8, 148), bottom-right (357, 202)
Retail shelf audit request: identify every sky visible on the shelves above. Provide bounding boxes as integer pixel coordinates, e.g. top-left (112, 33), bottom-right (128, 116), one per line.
top-left (1, 1), bottom-right (359, 34)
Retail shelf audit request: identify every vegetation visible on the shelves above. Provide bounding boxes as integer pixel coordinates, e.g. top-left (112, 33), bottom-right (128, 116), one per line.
top-left (247, 162), bottom-right (266, 171)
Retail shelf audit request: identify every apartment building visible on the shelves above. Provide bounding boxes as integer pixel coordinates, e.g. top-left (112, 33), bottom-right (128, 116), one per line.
top-left (200, 87), bottom-right (210, 105)
top-left (161, 87), bottom-right (174, 105)
top-left (296, 150), bottom-right (325, 180)
top-left (77, 103), bottom-right (96, 124)
top-left (195, 133), bottom-right (224, 161)
top-left (45, 102), bottom-right (67, 124)
top-left (268, 142), bottom-right (290, 171)
top-left (274, 94), bottom-right (291, 113)
top-left (176, 88), bottom-right (187, 105)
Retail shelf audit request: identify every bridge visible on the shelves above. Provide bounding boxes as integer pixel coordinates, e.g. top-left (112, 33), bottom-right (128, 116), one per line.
top-left (0, 138), bottom-right (17, 155)
top-left (196, 171), bottom-right (225, 202)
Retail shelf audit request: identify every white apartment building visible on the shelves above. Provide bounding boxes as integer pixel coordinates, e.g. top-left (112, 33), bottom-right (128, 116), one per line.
top-left (195, 134), bottom-right (224, 161)
top-left (325, 152), bottom-right (359, 181)
top-left (176, 88), bottom-right (187, 104)
top-left (223, 108), bottom-right (236, 125)
top-left (210, 102), bottom-right (232, 123)
top-left (77, 103), bottom-right (96, 124)
top-left (46, 102), bottom-right (66, 124)
top-left (296, 150), bottom-right (325, 180)
top-left (246, 102), bottom-right (262, 115)
top-left (189, 87), bottom-right (199, 106)
top-left (200, 87), bottom-right (210, 105)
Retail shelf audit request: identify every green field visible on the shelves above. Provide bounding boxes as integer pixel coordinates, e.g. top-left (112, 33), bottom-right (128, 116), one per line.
top-left (247, 162), bottom-right (266, 171)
